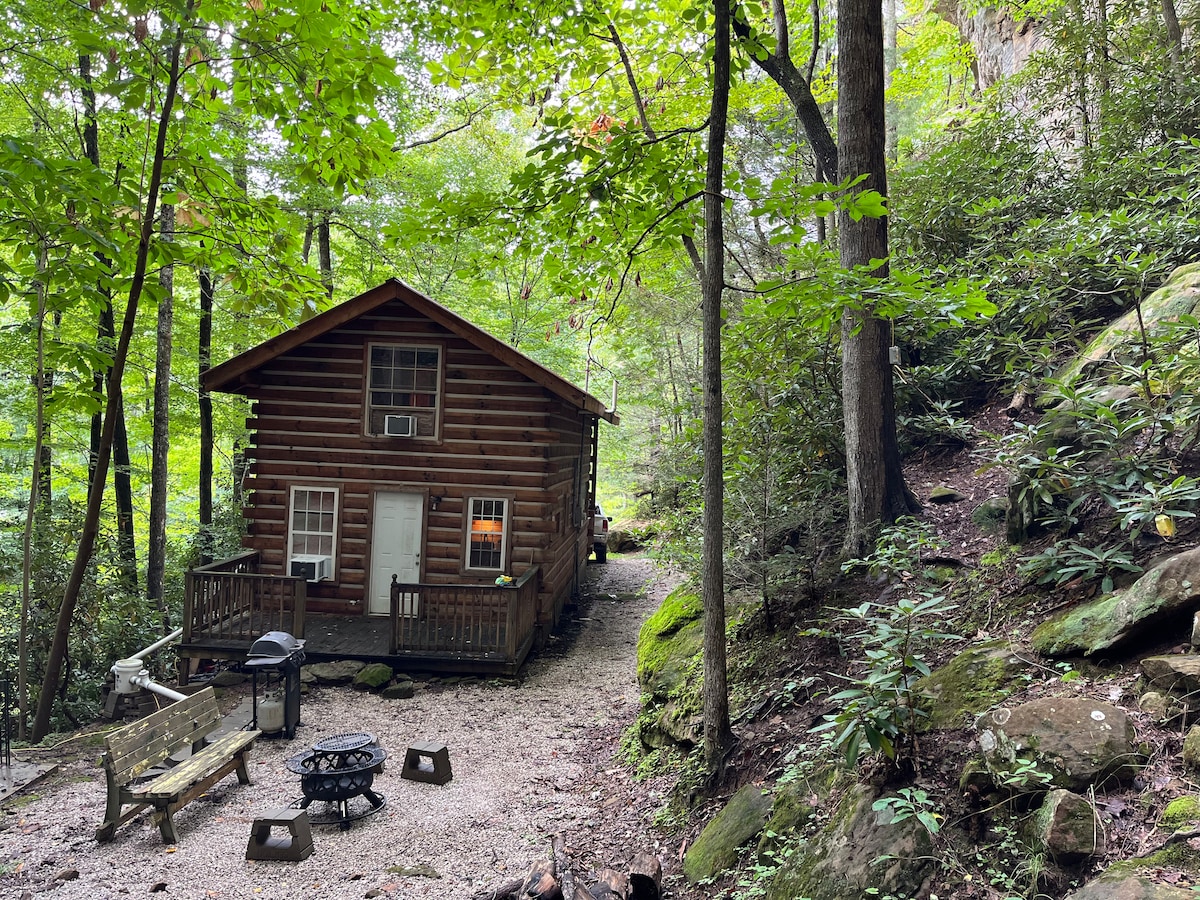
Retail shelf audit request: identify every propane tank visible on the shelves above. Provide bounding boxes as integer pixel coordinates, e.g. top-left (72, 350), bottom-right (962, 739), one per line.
top-left (258, 693), bottom-right (285, 734)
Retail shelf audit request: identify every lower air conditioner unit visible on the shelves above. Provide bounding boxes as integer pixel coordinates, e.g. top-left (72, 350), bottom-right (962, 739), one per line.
top-left (384, 414), bottom-right (416, 437)
top-left (289, 554), bottom-right (332, 582)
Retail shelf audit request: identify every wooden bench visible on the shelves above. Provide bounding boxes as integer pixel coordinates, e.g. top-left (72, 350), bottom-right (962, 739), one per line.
top-left (96, 686), bottom-right (261, 844)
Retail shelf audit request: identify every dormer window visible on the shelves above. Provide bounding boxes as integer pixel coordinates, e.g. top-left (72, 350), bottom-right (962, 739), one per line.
top-left (367, 344), bottom-right (442, 438)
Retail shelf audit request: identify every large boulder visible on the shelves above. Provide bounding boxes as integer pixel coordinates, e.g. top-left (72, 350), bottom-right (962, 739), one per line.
top-left (1064, 874), bottom-right (1200, 899)
top-left (633, 583), bottom-right (704, 750)
top-left (303, 660), bottom-right (365, 685)
top-left (764, 785), bottom-right (935, 900)
top-left (918, 641), bottom-right (1030, 730)
top-left (637, 584), bottom-right (703, 699)
top-left (682, 786), bottom-right (772, 882)
top-left (1058, 263), bottom-right (1200, 384)
top-left (1031, 545), bottom-right (1200, 657)
top-left (976, 698), bottom-right (1140, 792)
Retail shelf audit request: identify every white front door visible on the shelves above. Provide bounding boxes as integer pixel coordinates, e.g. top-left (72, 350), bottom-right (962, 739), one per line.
top-left (369, 491), bottom-right (424, 616)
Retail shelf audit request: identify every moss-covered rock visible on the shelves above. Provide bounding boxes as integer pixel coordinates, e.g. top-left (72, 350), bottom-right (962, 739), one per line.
top-left (1057, 264), bottom-right (1200, 385)
top-left (1158, 796), bottom-right (1200, 830)
top-left (1099, 843), bottom-right (1200, 889)
top-left (1031, 546), bottom-right (1200, 657)
top-left (929, 485), bottom-right (968, 504)
top-left (1065, 872), bottom-right (1200, 899)
top-left (757, 782), bottom-right (818, 859)
top-left (637, 583), bottom-right (704, 700)
top-left (633, 583), bottom-right (707, 751)
top-left (917, 641), bottom-right (1029, 730)
top-left (682, 785), bottom-right (772, 882)
top-left (1031, 789), bottom-right (1104, 864)
top-left (353, 663), bottom-right (394, 691)
top-left (1183, 725), bottom-right (1200, 772)
top-left (972, 497), bottom-right (1009, 533)
top-left (764, 785), bottom-right (935, 900)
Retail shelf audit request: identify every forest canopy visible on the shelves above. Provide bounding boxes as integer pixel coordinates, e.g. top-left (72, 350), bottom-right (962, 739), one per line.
top-left (0, 0), bottom-right (1197, 747)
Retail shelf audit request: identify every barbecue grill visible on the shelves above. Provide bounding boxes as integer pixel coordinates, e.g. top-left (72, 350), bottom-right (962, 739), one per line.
top-left (246, 631), bottom-right (305, 739)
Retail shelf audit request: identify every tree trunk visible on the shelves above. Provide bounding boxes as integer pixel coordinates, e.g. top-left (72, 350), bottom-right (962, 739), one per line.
top-left (33, 2), bottom-right (194, 741)
top-left (302, 214), bottom-right (314, 264)
top-left (198, 266), bottom-right (214, 566)
top-left (147, 202), bottom-right (175, 615)
top-left (701, 0), bottom-right (735, 773)
top-left (838, 0), bottom-right (919, 559)
top-left (112, 392), bottom-right (138, 592)
top-left (80, 51), bottom-right (107, 502)
top-left (884, 0), bottom-right (898, 163)
top-left (318, 215), bottom-right (334, 302)
top-left (628, 852), bottom-right (662, 900)
top-left (20, 243), bottom-right (50, 740)
top-left (1161, 0), bottom-right (1183, 85)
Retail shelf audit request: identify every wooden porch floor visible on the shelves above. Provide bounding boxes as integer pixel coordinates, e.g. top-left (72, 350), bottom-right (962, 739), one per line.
top-left (180, 612), bottom-right (531, 675)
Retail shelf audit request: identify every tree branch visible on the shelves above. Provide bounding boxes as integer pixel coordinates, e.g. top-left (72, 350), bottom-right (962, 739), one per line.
top-left (731, 2), bottom-right (837, 179)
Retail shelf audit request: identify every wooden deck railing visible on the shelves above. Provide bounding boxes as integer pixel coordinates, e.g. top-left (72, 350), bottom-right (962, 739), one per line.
top-left (389, 566), bottom-right (540, 666)
top-left (183, 551), bottom-right (307, 645)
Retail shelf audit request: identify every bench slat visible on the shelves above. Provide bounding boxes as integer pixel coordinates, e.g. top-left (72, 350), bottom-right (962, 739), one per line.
top-left (133, 730), bottom-right (260, 801)
top-left (103, 689), bottom-right (222, 783)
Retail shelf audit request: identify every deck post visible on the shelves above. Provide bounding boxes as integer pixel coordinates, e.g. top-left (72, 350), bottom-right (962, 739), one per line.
top-left (389, 574), bottom-right (399, 654)
top-left (291, 580), bottom-right (307, 638)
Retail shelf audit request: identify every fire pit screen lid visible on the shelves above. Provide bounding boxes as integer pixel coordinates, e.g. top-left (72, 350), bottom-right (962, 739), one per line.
top-left (247, 630), bottom-right (306, 662)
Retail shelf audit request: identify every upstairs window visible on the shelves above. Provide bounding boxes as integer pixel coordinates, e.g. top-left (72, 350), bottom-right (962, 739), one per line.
top-left (466, 497), bottom-right (508, 571)
top-left (367, 344), bottom-right (441, 438)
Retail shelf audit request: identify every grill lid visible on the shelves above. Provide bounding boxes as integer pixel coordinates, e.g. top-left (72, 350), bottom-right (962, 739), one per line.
top-left (247, 630), bottom-right (305, 662)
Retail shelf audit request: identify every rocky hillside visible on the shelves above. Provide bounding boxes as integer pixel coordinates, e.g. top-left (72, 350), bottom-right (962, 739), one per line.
top-left (628, 266), bottom-right (1200, 900)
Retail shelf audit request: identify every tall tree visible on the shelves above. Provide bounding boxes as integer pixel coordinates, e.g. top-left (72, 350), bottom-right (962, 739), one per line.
top-left (147, 201), bottom-right (174, 614)
top-left (197, 265), bottom-right (215, 566)
top-left (838, 0), bottom-right (920, 557)
top-left (701, 0), bottom-right (736, 772)
top-left (33, 0), bottom-right (196, 741)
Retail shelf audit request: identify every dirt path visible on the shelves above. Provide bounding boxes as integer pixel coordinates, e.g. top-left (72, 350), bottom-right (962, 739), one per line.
top-left (0, 557), bottom-right (677, 900)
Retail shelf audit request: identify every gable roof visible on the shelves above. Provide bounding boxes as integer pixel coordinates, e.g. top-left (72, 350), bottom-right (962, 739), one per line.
top-left (205, 278), bottom-right (618, 424)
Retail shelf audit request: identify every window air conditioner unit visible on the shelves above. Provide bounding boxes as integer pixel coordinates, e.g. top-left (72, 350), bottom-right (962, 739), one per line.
top-left (289, 554), bottom-right (332, 582)
top-left (384, 414), bottom-right (416, 437)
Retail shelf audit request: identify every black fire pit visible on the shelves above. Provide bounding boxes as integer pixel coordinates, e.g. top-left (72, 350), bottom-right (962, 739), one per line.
top-left (287, 733), bottom-right (387, 829)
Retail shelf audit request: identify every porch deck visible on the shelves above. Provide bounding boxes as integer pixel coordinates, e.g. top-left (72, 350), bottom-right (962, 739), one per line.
top-left (181, 552), bottom-right (540, 676)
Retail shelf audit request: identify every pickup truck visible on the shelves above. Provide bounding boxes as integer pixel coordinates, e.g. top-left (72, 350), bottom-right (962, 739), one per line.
top-left (592, 503), bottom-right (610, 563)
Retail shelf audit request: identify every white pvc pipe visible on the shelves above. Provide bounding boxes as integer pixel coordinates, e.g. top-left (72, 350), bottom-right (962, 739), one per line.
top-left (129, 671), bottom-right (187, 702)
top-left (132, 627), bottom-right (184, 660)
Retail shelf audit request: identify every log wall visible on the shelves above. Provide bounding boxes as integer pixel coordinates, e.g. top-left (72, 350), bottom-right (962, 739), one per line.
top-left (237, 299), bottom-right (592, 626)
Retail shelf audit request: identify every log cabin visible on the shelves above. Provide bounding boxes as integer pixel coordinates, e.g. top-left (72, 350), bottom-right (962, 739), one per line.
top-left (181, 279), bottom-right (617, 676)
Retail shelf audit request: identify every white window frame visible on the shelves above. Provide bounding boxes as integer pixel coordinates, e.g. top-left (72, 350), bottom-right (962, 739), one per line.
top-left (287, 485), bottom-right (340, 571)
top-left (366, 342), bottom-right (442, 439)
top-left (463, 496), bottom-right (509, 573)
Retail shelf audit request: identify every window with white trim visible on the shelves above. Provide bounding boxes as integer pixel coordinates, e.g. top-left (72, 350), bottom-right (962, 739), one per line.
top-left (466, 497), bottom-right (508, 571)
top-left (289, 486), bottom-right (338, 559)
top-left (367, 344), bottom-right (441, 437)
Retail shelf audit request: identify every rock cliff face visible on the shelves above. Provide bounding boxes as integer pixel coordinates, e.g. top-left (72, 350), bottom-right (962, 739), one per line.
top-left (936, 0), bottom-right (1046, 88)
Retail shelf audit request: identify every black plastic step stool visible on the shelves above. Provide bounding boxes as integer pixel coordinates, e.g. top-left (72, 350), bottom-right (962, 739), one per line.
top-left (400, 741), bottom-right (453, 785)
top-left (246, 807), bottom-right (313, 861)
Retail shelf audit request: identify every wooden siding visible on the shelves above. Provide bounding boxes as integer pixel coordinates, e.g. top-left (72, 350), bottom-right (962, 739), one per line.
top-left (235, 298), bottom-right (593, 623)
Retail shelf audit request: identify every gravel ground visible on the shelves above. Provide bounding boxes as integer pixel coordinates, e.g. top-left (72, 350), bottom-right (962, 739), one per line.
top-left (1, 557), bottom-right (676, 900)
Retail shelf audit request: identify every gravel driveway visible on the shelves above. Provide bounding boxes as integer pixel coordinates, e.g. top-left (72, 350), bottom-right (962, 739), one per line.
top-left (1, 557), bottom-right (674, 900)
